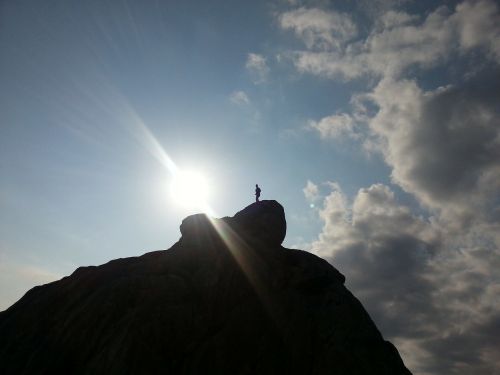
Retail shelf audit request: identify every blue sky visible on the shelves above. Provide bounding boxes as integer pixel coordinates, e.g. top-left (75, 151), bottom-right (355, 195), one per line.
top-left (1, 1), bottom-right (500, 374)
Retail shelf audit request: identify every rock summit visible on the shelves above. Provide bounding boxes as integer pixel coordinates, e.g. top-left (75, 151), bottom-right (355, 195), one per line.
top-left (0, 200), bottom-right (411, 374)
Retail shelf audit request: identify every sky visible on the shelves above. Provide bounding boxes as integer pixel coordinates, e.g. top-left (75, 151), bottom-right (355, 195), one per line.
top-left (1, 0), bottom-right (500, 373)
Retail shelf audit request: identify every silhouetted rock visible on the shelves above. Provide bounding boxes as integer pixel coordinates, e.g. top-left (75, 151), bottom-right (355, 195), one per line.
top-left (232, 200), bottom-right (287, 246)
top-left (0, 200), bottom-right (411, 374)
top-left (180, 200), bottom-right (286, 247)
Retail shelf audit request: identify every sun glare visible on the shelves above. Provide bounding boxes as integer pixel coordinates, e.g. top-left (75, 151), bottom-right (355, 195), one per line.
top-left (170, 170), bottom-right (210, 210)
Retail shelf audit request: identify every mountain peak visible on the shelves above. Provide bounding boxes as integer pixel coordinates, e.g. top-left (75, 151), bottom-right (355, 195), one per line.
top-left (0, 201), bottom-right (411, 374)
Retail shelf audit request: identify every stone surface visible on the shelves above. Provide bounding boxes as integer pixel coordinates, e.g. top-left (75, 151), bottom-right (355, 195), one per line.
top-left (0, 200), bottom-right (411, 374)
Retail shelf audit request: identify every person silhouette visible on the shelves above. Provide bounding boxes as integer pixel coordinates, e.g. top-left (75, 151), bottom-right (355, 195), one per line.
top-left (255, 184), bottom-right (261, 202)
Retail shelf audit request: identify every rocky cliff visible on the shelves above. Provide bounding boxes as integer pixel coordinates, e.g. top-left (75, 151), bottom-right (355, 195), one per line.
top-left (0, 200), bottom-right (411, 374)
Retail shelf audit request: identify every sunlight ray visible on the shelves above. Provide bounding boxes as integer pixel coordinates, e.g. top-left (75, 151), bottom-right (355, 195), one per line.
top-left (206, 217), bottom-right (283, 327)
top-left (122, 100), bottom-right (218, 214)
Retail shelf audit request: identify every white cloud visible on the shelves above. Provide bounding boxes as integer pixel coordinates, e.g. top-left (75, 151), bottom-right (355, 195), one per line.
top-left (309, 181), bottom-right (500, 374)
top-left (282, 2), bottom-right (500, 373)
top-left (378, 10), bottom-right (418, 29)
top-left (282, 0), bottom-right (500, 79)
top-left (308, 112), bottom-right (358, 139)
top-left (302, 180), bottom-right (319, 203)
top-left (454, 0), bottom-right (500, 61)
top-left (285, 1), bottom-right (500, 231)
top-left (229, 90), bottom-right (250, 106)
top-left (245, 53), bottom-right (270, 84)
top-left (363, 77), bottom-right (500, 231)
top-left (312, 183), bottom-right (438, 260)
top-left (279, 7), bottom-right (357, 50)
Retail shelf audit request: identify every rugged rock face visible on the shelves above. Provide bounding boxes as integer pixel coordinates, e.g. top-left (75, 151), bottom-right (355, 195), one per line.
top-left (0, 200), bottom-right (411, 374)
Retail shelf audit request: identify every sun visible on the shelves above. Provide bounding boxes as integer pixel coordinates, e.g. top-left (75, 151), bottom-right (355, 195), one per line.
top-left (170, 170), bottom-right (210, 210)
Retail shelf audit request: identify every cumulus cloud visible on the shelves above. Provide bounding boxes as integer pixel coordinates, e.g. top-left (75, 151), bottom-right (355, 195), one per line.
top-left (303, 180), bottom-right (319, 203)
top-left (286, 1), bottom-right (500, 373)
top-left (309, 181), bottom-right (500, 374)
top-left (377, 10), bottom-right (418, 29)
top-left (311, 183), bottom-right (440, 337)
top-left (363, 76), bottom-right (500, 230)
top-left (454, 0), bottom-right (500, 61)
top-left (229, 90), bottom-right (250, 106)
top-left (308, 112), bottom-right (358, 140)
top-left (279, 7), bottom-right (357, 50)
top-left (284, 0), bottom-right (500, 232)
top-left (245, 53), bottom-right (270, 84)
top-left (285, 0), bottom-right (500, 79)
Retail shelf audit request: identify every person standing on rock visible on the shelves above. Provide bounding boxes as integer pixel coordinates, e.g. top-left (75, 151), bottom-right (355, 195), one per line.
top-left (255, 184), bottom-right (261, 202)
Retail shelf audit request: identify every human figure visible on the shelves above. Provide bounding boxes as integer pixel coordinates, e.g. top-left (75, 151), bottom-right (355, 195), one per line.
top-left (255, 184), bottom-right (261, 202)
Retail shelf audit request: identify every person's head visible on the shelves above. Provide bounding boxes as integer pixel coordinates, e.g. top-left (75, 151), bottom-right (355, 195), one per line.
top-left (256, 184), bottom-right (258, 187)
